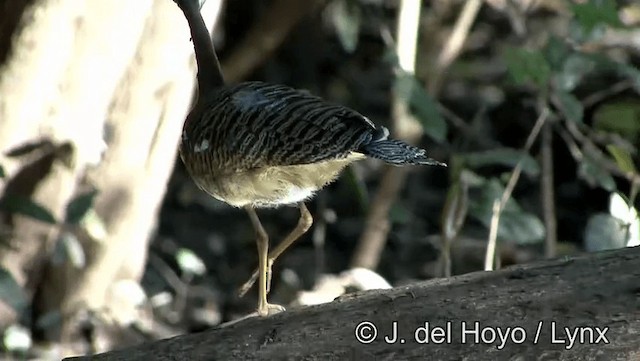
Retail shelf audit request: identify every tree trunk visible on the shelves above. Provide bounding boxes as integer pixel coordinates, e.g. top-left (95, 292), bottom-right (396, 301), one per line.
top-left (0, 0), bottom-right (222, 355)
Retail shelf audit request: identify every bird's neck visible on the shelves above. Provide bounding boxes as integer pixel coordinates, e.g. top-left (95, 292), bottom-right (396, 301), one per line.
top-left (177, 0), bottom-right (225, 98)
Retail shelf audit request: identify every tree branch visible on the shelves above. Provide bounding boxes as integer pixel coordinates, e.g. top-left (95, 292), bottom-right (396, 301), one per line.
top-left (65, 246), bottom-right (640, 360)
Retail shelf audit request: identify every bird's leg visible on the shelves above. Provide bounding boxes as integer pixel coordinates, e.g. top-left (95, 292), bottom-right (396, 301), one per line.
top-left (264, 202), bottom-right (313, 293)
top-left (239, 202), bottom-right (313, 297)
top-left (244, 206), bottom-right (285, 316)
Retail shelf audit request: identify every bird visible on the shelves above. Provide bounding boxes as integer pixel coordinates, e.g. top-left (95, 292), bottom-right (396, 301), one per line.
top-left (173, 0), bottom-right (446, 316)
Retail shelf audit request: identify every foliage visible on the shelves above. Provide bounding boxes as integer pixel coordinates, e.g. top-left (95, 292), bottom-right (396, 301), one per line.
top-left (0, 268), bottom-right (27, 315)
top-left (1, 0), bottom-right (639, 356)
top-left (463, 148), bottom-right (540, 177)
top-left (467, 177), bottom-right (545, 244)
top-left (0, 161), bottom-right (100, 337)
top-left (585, 193), bottom-right (639, 251)
top-left (489, 0), bottom-right (640, 249)
top-left (0, 194), bottom-right (57, 225)
top-left (65, 189), bottom-right (99, 225)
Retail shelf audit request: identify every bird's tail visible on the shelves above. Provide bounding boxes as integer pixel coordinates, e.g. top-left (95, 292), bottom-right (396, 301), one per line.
top-left (360, 138), bottom-right (447, 167)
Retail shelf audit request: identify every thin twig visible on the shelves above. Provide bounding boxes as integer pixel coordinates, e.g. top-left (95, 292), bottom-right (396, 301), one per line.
top-left (551, 90), bottom-right (640, 186)
top-left (429, 0), bottom-right (483, 94)
top-left (431, 0), bottom-right (482, 276)
top-left (439, 176), bottom-right (469, 277)
top-left (580, 79), bottom-right (634, 108)
top-left (556, 124), bottom-right (583, 161)
top-left (541, 122), bottom-right (557, 258)
top-left (437, 103), bottom-right (496, 148)
top-left (502, 109), bottom-right (549, 204)
top-left (148, 253), bottom-right (189, 300)
top-left (484, 200), bottom-right (501, 271)
top-left (484, 107), bottom-right (550, 271)
top-left (564, 119), bottom-right (640, 186)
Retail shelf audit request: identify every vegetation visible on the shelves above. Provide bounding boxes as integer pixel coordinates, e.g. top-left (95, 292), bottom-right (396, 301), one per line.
top-left (0, 0), bottom-right (638, 359)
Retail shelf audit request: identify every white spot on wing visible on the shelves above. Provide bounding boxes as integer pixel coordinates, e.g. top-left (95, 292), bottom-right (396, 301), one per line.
top-left (194, 139), bottom-right (209, 153)
top-left (362, 116), bottom-right (376, 128)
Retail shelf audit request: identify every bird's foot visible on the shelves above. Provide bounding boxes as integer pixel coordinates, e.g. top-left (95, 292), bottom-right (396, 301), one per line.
top-left (257, 302), bottom-right (286, 317)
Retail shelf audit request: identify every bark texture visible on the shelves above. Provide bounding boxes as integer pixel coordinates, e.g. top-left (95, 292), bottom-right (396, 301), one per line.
top-left (65, 246), bottom-right (640, 360)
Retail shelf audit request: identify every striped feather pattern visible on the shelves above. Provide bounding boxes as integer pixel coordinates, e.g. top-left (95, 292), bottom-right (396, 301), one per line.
top-left (181, 81), bottom-right (379, 172)
top-left (361, 139), bottom-right (446, 166)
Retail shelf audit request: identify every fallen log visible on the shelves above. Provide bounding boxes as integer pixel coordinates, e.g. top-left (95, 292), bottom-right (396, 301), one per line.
top-left (65, 246), bottom-right (640, 360)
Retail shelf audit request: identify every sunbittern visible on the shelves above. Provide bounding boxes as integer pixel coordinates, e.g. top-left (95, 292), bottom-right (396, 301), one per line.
top-left (174, 0), bottom-right (446, 316)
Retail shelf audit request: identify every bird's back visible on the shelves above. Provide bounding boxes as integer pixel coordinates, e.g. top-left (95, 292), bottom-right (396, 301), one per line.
top-left (181, 81), bottom-right (380, 173)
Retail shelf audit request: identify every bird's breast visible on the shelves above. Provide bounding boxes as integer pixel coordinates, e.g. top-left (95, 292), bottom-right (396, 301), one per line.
top-left (181, 153), bottom-right (364, 208)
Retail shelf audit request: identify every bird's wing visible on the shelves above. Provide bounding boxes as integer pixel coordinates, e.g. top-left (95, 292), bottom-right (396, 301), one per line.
top-left (215, 82), bottom-right (381, 168)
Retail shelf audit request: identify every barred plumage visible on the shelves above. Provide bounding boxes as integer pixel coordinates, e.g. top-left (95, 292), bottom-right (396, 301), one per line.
top-left (173, 0), bottom-right (445, 317)
top-left (182, 81), bottom-right (375, 169)
top-left (179, 81), bottom-right (444, 207)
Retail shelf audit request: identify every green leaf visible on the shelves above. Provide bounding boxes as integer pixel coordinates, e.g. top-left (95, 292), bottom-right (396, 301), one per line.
top-left (584, 213), bottom-right (627, 251)
top-left (555, 54), bottom-right (595, 91)
top-left (616, 65), bottom-right (640, 91)
top-left (593, 100), bottom-right (640, 143)
top-left (65, 190), bottom-right (98, 225)
top-left (543, 36), bottom-right (599, 86)
top-left (555, 89), bottom-right (584, 123)
top-left (394, 74), bottom-right (447, 142)
top-left (0, 195), bottom-right (57, 224)
top-left (497, 211), bottom-right (546, 245)
top-left (504, 47), bottom-right (551, 88)
top-left (468, 178), bottom-right (545, 244)
top-left (571, 0), bottom-right (623, 33)
top-left (331, 0), bottom-right (361, 53)
top-left (606, 145), bottom-right (637, 174)
top-left (543, 36), bottom-right (570, 71)
top-left (0, 268), bottom-right (27, 314)
top-left (578, 158), bottom-right (616, 191)
top-left (463, 148), bottom-right (540, 177)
